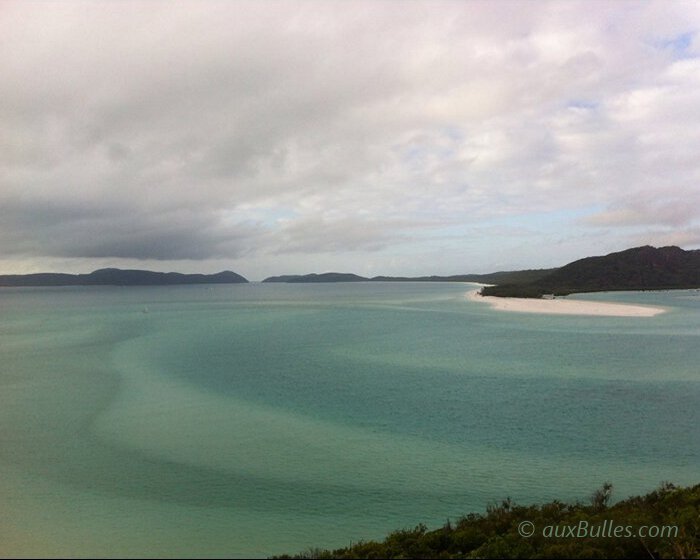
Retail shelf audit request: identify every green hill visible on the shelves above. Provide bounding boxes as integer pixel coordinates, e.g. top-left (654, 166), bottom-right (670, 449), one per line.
top-left (481, 246), bottom-right (700, 298)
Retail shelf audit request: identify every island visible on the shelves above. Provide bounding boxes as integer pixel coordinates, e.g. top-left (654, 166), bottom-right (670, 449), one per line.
top-left (480, 245), bottom-right (700, 298)
top-left (262, 246), bottom-right (700, 299)
top-left (5, 245), bottom-right (698, 295)
top-left (262, 269), bottom-right (555, 285)
top-left (263, 272), bottom-right (368, 283)
top-left (0, 268), bottom-right (248, 287)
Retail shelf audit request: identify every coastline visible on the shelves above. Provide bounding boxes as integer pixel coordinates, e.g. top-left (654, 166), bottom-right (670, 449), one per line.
top-left (466, 289), bottom-right (666, 317)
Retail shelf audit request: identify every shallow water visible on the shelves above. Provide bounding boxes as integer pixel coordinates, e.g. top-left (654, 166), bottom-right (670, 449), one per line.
top-left (1, 283), bottom-right (698, 557)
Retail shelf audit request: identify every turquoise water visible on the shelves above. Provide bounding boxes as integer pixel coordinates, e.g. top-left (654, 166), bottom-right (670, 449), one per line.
top-left (1, 283), bottom-right (698, 557)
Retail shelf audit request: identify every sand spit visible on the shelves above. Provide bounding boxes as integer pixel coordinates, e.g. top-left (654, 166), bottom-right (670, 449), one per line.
top-left (466, 289), bottom-right (666, 317)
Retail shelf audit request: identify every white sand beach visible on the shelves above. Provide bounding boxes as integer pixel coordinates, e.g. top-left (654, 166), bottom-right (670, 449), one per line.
top-left (466, 289), bottom-right (666, 317)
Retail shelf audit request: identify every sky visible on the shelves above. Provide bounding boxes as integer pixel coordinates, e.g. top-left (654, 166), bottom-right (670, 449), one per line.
top-left (2, 0), bottom-right (700, 280)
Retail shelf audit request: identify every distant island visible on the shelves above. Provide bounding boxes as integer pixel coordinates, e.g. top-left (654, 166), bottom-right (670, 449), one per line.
top-left (263, 245), bottom-right (700, 299)
top-left (481, 245), bottom-right (700, 298)
top-left (262, 269), bottom-right (555, 285)
top-left (0, 268), bottom-right (248, 287)
top-left (4, 246), bottom-right (699, 295)
top-left (263, 272), bottom-right (369, 283)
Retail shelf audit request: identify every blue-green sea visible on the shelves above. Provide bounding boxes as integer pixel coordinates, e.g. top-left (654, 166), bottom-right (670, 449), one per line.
top-left (1, 282), bottom-right (698, 557)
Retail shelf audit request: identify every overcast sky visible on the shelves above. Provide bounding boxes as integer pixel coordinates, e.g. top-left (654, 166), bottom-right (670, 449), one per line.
top-left (2, 0), bottom-right (699, 280)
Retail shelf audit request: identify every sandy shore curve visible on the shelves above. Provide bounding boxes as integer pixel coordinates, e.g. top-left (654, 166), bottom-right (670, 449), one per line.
top-left (466, 289), bottom-right (666, 317)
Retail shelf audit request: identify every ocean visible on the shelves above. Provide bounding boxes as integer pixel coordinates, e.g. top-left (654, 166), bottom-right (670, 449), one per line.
top-left (1, 282), bottom-right (698, 557)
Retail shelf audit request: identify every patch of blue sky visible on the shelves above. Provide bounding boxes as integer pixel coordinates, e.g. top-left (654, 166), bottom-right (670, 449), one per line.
top-left (481, 205), bottom-right (605, 232)
top-left (407, 218), bottom-right (540, 244)
top-left (441, 125), bottom-right (464, 142)
top-left (222, 207), bottom-right (297, 227)
top-left (256, 208), bottom-right (298, 225)
top-left (410, 141), bottom-right (456, 156)
top-left (401, 204), bottom-right (606, 241)
top-left (402, 144), bottom-right (430, 162)
top-left (397, 126), bottom-right (464, 166)
top-left (566, 99), bottom-right (599, 110)
top-left (652, 31), bottom-right (696, 59)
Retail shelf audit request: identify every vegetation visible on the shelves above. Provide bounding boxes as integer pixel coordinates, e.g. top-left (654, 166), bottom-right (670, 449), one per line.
top-left (273, 482), bottom-right (699, 559)
top-left (0, 268), bottom-right (248, 286)
top-left (482, 245), bottom-right (700, 298)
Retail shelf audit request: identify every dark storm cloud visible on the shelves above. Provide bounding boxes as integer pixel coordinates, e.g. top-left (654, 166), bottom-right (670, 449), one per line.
top-left (0, 197), bottom-right (258, 260)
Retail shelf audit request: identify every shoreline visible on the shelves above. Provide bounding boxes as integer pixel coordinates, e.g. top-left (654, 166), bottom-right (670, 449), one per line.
top-left (466, 289), bottom-right (666, 317)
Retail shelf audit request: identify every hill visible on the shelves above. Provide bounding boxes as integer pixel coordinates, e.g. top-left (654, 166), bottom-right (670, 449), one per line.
top-left (273, 482), bottom-right (699, 559)
top-left (370, 269), bottom-right (555, 285)
top-left (481, 246), bottom-right (700, 298)
top-left (0, 268), bottom-right (248, 286)
top-left (262, 269), bottom-right (556, 284)
top-left (263, 272), bottom-right (368, 283)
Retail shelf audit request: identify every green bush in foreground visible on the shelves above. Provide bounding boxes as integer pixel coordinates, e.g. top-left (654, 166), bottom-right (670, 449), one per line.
top-left (273, 482), bottom-right (699, 559)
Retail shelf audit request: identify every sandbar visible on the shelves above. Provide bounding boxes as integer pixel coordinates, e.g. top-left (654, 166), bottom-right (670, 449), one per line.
top-left (466, 289), bottom-right (666, 317)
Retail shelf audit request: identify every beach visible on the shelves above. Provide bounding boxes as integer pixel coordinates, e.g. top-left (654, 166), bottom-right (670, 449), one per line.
top-left (466, 289), bottom-right (666, 317)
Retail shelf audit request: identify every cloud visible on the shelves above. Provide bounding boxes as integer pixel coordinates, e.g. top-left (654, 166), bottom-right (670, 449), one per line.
top-left (268, 216), bottom-right (409, 255)
top-left (0, 196), bottom-right (261, 260)
top-left (1, 0), bottom-right (700, 277)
